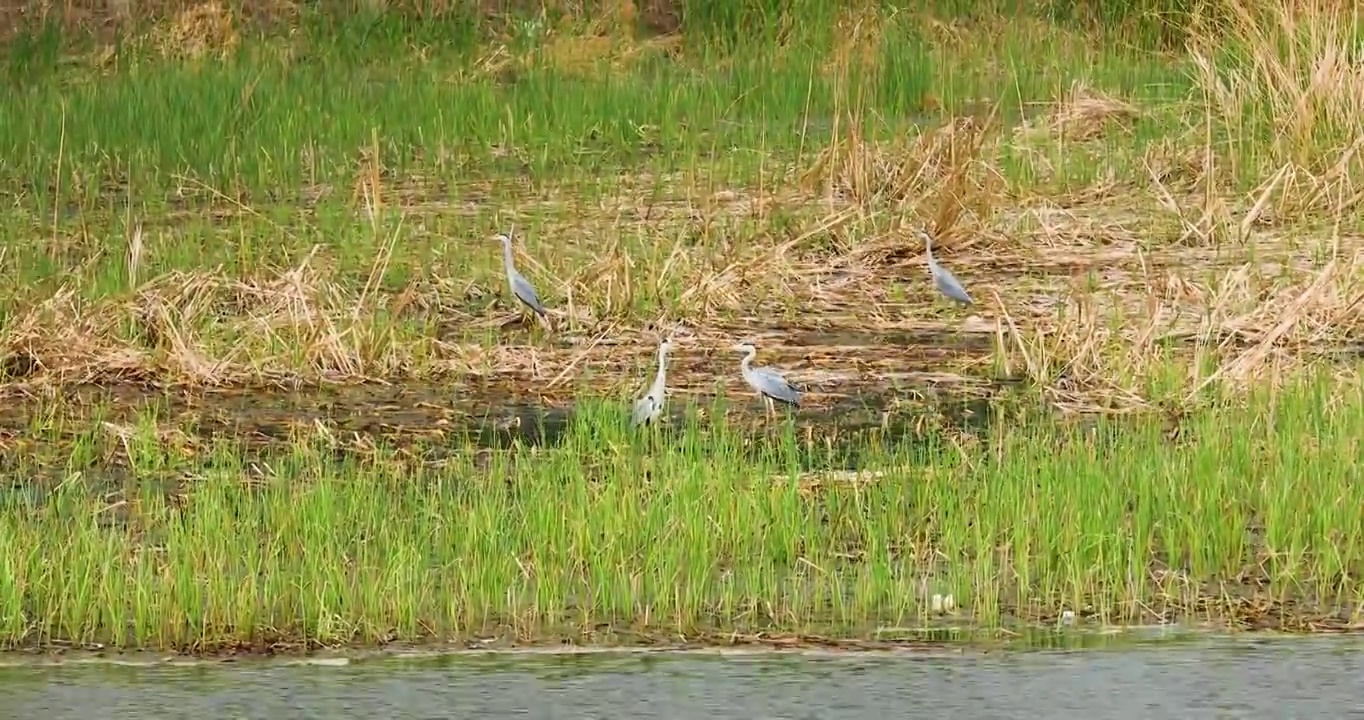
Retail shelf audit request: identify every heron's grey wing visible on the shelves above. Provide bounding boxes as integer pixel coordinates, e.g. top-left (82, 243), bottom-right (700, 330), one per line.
top-left (631, 395), bottom-right (657, 426)
top-left (752, 367), bottom-right (801, 406)
top-left (510, 271), bottom-right (548, 316)
top-left (933, 265), bottom-right (973, 305)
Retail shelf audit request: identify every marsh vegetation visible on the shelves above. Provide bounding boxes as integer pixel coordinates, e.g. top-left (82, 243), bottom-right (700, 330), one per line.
top-left (1, 0), bottom-right (1362, 652)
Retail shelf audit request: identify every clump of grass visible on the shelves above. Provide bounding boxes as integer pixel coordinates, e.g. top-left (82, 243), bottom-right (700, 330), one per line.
top-left (144, 1), bottom-right (242, 62)
top-left (994, 228), bottom-right (1364, 414)
top-left (1186, 0), bottom-right (1364, 208)
top-left (1013, 80), bottom-right (1142, 145)
top-left (3, 375), bottom-right (1363, 652)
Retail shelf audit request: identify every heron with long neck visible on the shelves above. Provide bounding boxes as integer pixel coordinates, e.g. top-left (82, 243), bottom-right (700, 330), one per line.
top-left (732, 342), bottom-right (800, 419)
top-left (632, 337), bottom-right (675, 427)
top-left (918, 229), bottom-right (974, 306)
top-left (495, 230), bottom-right (549, 320)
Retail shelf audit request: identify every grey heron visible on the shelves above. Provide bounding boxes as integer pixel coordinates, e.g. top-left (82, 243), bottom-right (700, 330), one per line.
top-left (918, 229), bottom-right (974, 306)
top-left (631, 337), bottom-right (674, 427)
top-left (495, 231), bottom-right (549, 320)
top-left (732, 342), bottom-right (801, 418)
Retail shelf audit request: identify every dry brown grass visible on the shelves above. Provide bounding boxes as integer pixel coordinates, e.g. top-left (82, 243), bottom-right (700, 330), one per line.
top-left (144, 0), bottom-right (239, 60)
top-left (459, 0), bottom-right (683, 81)
top-left (1014, 80), bottom-right (1142, 144)
top-left (3, 126), bottom-right (1361, 419)
top-left (1187, 0), bottom-right (1364, 214)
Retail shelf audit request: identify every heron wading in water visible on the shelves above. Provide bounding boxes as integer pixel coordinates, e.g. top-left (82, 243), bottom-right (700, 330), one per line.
top-left (918, 229), bottom-right (974, 307)
top-left (632, 337), bottom-right (674, 427)
top-left (732, 342), bottom-right (801, 419)
top-left (495, 230), bottom-right (550, 325)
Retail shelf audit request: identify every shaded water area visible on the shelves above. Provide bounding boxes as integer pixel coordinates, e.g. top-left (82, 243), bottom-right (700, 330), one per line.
top-left (0, 329), bottom-right (1020, 502)
top-left (0, 374), bottom-right (1013, 507)
top-left (6, 636), bottom-right (1363, 718)
top-left (0, 373), bottom-right (1006, 458)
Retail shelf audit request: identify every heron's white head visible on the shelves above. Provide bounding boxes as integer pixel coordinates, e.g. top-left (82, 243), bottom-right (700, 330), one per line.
top-left (731, 342), bottom-right (756, 354)
top-left (493, 233), bottom-right (512, 245)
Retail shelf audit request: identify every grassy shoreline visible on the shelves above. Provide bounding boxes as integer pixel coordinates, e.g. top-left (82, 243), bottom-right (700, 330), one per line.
top-left (3, 377), bottom-right (1363, 652)
top-left (3, 0), bottom-right (1364, 652)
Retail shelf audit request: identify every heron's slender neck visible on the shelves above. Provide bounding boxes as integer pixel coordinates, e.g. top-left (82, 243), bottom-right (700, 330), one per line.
top-left (649, 344), bottom-right (669, 397)
top-left (501, 238), bottom-right (516, 269)
top-left (740, 348), bottom-right (756, 370)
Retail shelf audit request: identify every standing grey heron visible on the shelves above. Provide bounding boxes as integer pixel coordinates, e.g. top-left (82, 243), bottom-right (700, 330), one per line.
top-left (631, 337), bottom-right (674, 427)
top-left (918, 229), bottom-right (974, 306)
top-left (495, 231), bottom-right (549, 321)
top-left (732, 342), bottom-right (801, 418)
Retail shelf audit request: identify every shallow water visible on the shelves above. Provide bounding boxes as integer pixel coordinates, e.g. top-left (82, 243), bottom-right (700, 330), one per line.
top-left (6, 637), bottom-right (1363, 718)
top-left (19, 378), bottom-right (1001, 444)
top-left (0, 375), bottom-right (1003, 469)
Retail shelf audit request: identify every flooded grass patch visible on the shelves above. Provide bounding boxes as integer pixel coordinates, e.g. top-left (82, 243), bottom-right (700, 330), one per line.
top-left (1, 372), bottom-right (1362, 653)
top-left (0, 372), bottom-right (1000, 457)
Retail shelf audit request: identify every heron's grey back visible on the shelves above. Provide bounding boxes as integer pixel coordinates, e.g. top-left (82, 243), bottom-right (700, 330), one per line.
top-left (510, 271), bottom-right (546, 314)
top-left (928, 250), bottom-right (973, 305)
top-left (751, 367), bottom-right (800, 404)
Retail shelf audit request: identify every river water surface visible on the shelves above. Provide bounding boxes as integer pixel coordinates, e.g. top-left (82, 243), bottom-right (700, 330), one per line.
top-left (5, 636), bottom-right (1362, 719)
